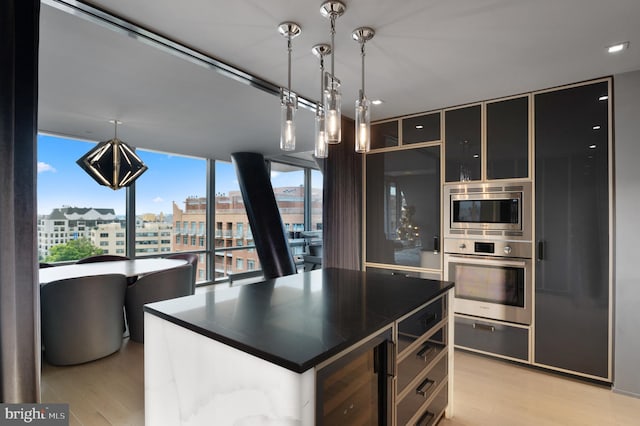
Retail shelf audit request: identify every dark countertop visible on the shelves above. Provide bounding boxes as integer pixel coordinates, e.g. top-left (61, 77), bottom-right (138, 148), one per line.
top-left (145, 268), bottom-right (453, 373)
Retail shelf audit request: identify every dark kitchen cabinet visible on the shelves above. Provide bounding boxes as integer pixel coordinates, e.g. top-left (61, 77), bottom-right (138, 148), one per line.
top-left (403, 112), bottom-right (441, 145)
top-left (371, 120), bottom-right (399, 149)
top-left (365, 146), bottom-right (441, 270)
top-left (486, 96), bottom-right (529, 180)
top-left (534, 80), bottom-right (611, 380)
top-left (445, 104), bottom-right (481, 182)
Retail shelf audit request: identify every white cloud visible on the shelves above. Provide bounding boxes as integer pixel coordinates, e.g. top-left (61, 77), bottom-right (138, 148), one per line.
top-left (37, 162), bottom-right (56, 173)
top-left (270, 171), bottom-right (281, 179)
top-left (152, 196), bottom-right (164, 203)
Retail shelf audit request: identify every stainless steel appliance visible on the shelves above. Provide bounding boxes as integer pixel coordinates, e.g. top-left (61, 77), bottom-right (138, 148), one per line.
top-left (443, 181), bottom-right (533, 324)
top-left (444, 182), bottom-right (532, 241)
top-left (444, 239), bottom-right (533, 325)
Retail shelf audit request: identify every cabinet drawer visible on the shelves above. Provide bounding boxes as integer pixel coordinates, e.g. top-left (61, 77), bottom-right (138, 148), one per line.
top-left (397, 326), bottom-right (446, 394)
top-left (398, 381), bottom-right (448, 426)
top-left (397, 356), bottom-right (448, 425)
top-left (398, 296), bottom-right (445, 353)
top-left (455, 316), bottom-right (529, 361)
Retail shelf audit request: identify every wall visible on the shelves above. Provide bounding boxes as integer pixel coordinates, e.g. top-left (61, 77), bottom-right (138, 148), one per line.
top-left (613, 70), bottom-right (640, 397)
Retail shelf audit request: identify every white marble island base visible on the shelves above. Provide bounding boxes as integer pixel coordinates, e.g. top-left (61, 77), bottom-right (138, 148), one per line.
top-left (145, 313), bottom-right (316, 425)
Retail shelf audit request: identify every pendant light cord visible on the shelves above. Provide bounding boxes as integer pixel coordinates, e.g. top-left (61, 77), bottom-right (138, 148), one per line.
top-left (330, 15), bottom-right (336, 86)
top-left (287, 36), bottom-right (292, 101)
top-left (360, 42), bottom-right (366, 99)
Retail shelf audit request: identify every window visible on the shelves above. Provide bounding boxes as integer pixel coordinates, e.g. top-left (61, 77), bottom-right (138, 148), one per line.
top-left (176, 235), bottom-right (180, 244)
top-left (311, 169), bottom-right (323, 232)
top-left (236, 239), bottom-right (243, 247)
top-left (175, 222), bottom-right (181, 233)
top-left (270, 163), bottom-right (304, 237)
top-left (116, 232), bottom-right (124, 238)
top-left (191, 221), bottom-right (196, 234)
top-left (199, 221), bottom-right (204, 235)
top-left (247, 260), bottom-right (255, 270)
top-left (199, 236), bottom-right (205, 247)
top-left (190, 236), bottom-right (196, 245)
top-left (182, 235), bottom-right (188, 244)
top-left (215, 161), bottom-right (259, 281)
top-left (100, 233), bottom-right (108, 238)
top-left (236, 258), bottom-right (244, 270)
top-left (116, 241), bottom-right (124, 246)
top-left (37, 134), bottom-right (125, 262)
top-left (99, 241), bottom-right (108, 246)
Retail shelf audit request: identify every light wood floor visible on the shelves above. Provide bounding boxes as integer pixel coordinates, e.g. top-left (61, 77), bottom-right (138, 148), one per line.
top-left (41, 344), bottom-right (640, 425)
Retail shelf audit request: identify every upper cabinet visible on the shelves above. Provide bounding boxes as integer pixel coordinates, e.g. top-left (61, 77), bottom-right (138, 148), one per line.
top-left (402, 112), bottom-right (441, 145)
top-left (486, 96), bottom-right (529, 180)
top-left (444, 105), bottom-right (482, 182)
top-left (371, 120), bottom-right (399, 149)
top-left (444, 97), bottom-right (530, 182)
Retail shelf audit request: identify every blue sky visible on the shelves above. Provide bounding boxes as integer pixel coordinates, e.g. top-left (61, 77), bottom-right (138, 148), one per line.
top-left (37, 134), bottom-right (311, 216)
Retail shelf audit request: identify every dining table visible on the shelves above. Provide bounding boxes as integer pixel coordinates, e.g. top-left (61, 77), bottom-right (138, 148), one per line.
top-left (38, 258), bottom-right (188, 285)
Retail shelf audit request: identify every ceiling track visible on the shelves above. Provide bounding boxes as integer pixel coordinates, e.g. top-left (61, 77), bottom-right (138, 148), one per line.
top-left (42, 0), bottom-right (317, 111)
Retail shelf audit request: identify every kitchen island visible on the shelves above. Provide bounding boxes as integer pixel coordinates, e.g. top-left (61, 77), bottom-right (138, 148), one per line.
top-left (144, 268), bottom-right (454, 425)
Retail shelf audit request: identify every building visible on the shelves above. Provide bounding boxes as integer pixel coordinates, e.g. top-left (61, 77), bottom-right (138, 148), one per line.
top-left (37, 206), bottom-right (123, 260)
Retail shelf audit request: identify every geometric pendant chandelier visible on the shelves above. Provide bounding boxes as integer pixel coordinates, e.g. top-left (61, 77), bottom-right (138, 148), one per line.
top-left (76, 120), bottom-right (148, 190)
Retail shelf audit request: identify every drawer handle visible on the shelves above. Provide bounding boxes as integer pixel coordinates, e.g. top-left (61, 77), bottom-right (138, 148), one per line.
top-left (416, 410), bottom-right (435, 426)
top-left (416, 378), bottom-right (436, 398)
top-left (422, 313), bottom-right (438, 327)
top-left (473, 323), bottom-right (495, 332)
top-left (416, 343), bottom-right (435, 361)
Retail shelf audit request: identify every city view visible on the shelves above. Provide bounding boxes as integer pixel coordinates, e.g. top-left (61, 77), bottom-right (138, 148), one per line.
top-left (37, 134), bottom-right (322, 283)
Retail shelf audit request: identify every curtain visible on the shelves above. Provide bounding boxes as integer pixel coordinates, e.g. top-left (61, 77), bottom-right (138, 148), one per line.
top-left (323, 117), bottom-right (362, 270)
top-left (0, 0), bottom-right (40, 402)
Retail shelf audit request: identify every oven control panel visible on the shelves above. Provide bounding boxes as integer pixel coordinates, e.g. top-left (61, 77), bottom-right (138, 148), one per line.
top-left (443, 238), bottom-right (532, 259)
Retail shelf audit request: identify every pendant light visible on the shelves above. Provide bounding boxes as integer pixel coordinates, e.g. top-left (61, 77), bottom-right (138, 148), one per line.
top-left (278, 22), bottom-right (301, 151)
top-left (352, 27), bottom-right (375, 153)
top-left (76, 120), bottom-right (148, 190)
top-left (320, 1), bottom-right (346, 144)
top-left (312, 44), bottom-right (331, 158)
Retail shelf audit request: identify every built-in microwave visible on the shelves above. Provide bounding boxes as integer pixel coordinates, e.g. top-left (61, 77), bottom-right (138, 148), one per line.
top-left (443, 182), bottom-right (532, 241)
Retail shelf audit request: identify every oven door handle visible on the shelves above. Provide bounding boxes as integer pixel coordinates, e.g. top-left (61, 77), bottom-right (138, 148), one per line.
top-left (447, 255), bottom-right (527, 268)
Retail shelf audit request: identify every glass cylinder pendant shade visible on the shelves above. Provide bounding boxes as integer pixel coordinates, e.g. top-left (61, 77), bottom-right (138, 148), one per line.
top-left (280, 100), bottom-right (296, 151)
top-left (315, 112), bottom-right (328, 158)
top-left (355, 97), bottom-right (371, 153)
top-left (324, 80), bottom-right (342, 144)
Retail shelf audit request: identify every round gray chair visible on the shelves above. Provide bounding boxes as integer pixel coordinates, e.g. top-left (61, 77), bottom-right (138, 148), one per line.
top-left (124, 264), bottom-right (193, 343)
top-left (165, 252), bottom-right (199, 292)
top-left (41, 273), bottom-right (127, 365)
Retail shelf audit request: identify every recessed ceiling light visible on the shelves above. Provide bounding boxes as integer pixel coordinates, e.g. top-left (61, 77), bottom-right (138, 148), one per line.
top-left (371, 99), bottom-right (383, 105)
top-left (473, 154), bottom-right (479, 158)
top-left (593, 125), bottom-right (601, 130)
top-left (607, 42), bottom-right (629, 53)
top-left (415, 125), bottom-right (424, 129)
top-left (589, 144), bottom-right (597, 149)
top-left (599, 95), bottom-right (608, 101)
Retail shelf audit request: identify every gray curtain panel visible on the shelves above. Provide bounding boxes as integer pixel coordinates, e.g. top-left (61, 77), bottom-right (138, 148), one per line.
top-left (0, 0), bottom-right (41, 402)
top-left (323, 117), bottom-right (362, 270)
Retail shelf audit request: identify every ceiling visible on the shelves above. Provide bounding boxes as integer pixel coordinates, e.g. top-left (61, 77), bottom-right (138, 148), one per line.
top-left (38, 0), bottom-right (640, 162)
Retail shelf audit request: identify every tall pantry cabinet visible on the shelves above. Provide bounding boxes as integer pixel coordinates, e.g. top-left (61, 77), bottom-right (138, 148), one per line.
top-left (533, 79), bottom-right (611, 380)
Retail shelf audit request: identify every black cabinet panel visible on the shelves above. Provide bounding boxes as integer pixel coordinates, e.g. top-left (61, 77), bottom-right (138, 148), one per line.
top-left (534, 81), bottom-right (609, 379)
top-left (366, 147), bottom-right (441, 268)
top-left (486, 96), bottom-right (529, 179)
top-left (403, 112), bottom-right (441, 144)
top-left (371, 120), bottom-right (399, 149)
top-left (445, 105), bottom-right (481, 182)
